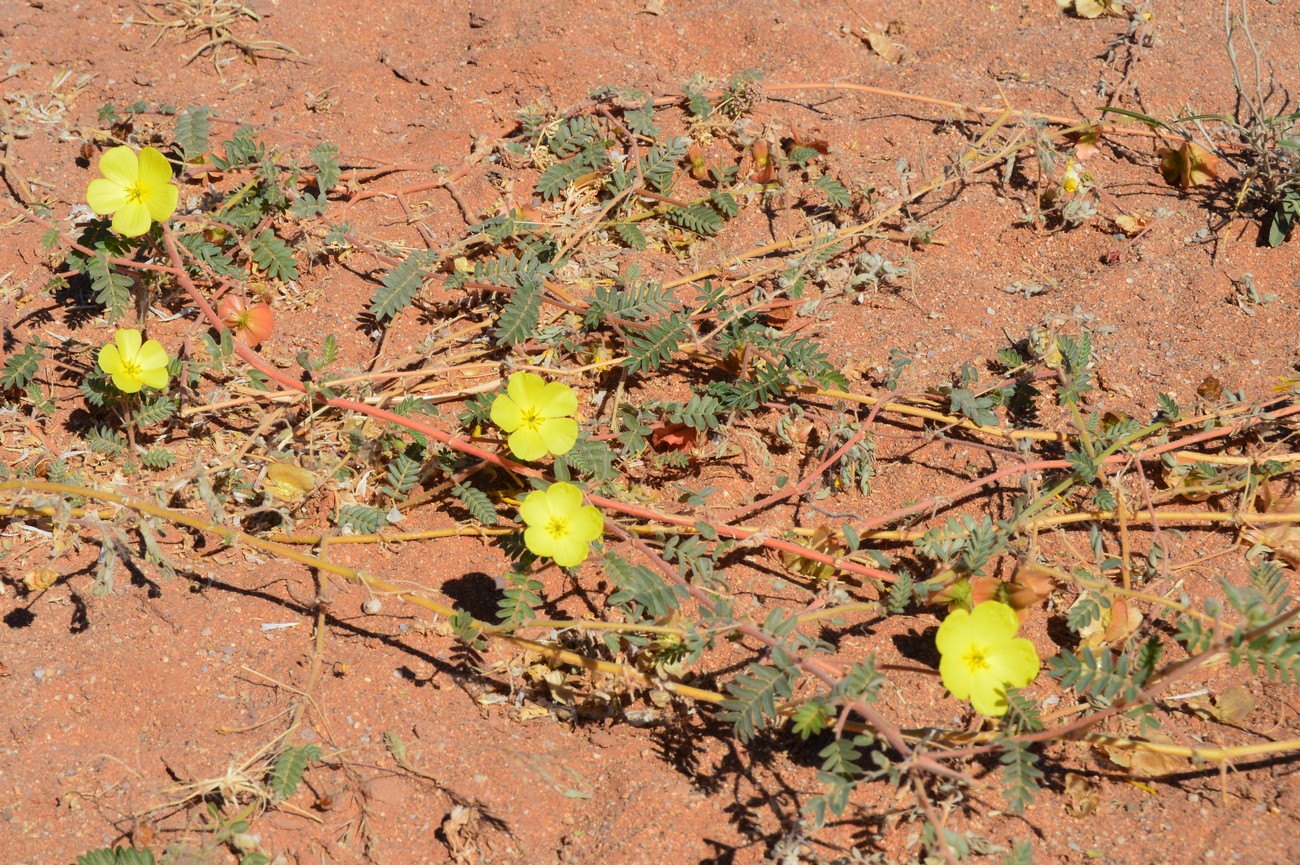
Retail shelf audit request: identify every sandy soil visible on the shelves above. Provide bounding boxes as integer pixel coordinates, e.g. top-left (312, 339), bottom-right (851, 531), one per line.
top-left (2, 1), bottom-right (1299, 863)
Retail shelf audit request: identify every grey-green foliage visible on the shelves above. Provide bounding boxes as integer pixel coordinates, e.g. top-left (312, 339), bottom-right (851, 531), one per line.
top-left (309, 141), bottom-right (340, 192)
top-left (623, 313), bottom-right (688, 374)
top-left (583, 265), bottom-right (674, 324)
top-left (719, 651), bottom-right (800, 742)
top-left (88, 249), bottom-right (133, 323)
top-left (998, 738), bottom-right (1043, 814)
top-left (250, 229), bottom-right (299, 282)
top-left (174, 105), bottom-right (212, 162)
top-left (370, 250), bottom-right (432, 321)
top-left (268, 743), bottom-right (322, 802)
top-left (452, 482), bottom-right (498, 526)
top-left (1, 339), bottom-right (46, 391)
top-left (77, 848), bottom-right (155, 865)
top-left (604, 549), bottom-right (686, 620)
top-left (1056, 332), bottom-right (1093, 405)
top-left (1049, 641), bottom-right (1160, 704)
top-left (336, 504), bottom-right (386, 534)
top-left (496, 566), bottom-right (542, 629)
top-left (381, 451), bottom-right (421, 500)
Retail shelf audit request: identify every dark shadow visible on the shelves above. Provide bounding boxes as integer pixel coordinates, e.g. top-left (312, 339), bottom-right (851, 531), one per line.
top-left (68, 589), bottom-right (90, 633)
top-left (4, 607), bottom-right (36, 629)
top-left (1045, 614), bottom-right (1078, 652)
top-left (441, 571), bottom-right (501, 622)
top-left (891, 624), bottom-right (941, 668)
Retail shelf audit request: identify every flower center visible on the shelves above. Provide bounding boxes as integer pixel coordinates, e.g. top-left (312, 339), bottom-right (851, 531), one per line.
top-left (124, 181), bottom-right (149, 205)
top-left (544, 515), bottom-right (570, 541)
top-left (119, 356), bottom-right (143, 377)
top-left (519, 406), bottom-right (543, 432)
top-left (962, 643), bottom-right (991, 674)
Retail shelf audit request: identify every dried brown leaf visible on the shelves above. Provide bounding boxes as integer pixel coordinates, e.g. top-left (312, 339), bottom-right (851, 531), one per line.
top-left (1113, 210), bottom-right (1153, 237)
top-left (862, 30), bottom-right (912, 64)
top-left (1064, 772), bottom-right (1099, 817)
top-left (266, 461), bottom-right (317, 503)
top-left (23, 566), bottom-right (59, 592)
top-left (1158, 141), bottom-right (1221, 189)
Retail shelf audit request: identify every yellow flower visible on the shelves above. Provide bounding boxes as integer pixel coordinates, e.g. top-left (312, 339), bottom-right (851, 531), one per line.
top-left (86, 146), bottom-right (179, 237)
top-left (936, 601), bottom-right (1040, 717)
top-left (519, 482), bottom-right (604, 567)
top-left (490, 372), bottom-right (579, 461)
top-left (1061, 158), bottom-right (1083, 195)
top-left (97, 328), bottom-right (170, 393)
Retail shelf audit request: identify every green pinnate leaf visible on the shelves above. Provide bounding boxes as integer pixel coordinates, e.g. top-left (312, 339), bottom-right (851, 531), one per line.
top-left (310, 141), bottom-right (340, 192)
top-left (88, 249), bottom-right (133, 323)
top-left (337, 504), bottom-right (387, 534)
top-left (814, 174), bottom-right (852, 207)
top-left (453, 482), bottom-right (498, 526)
top-left (250, 229), bottom-right (299, 281)
top-left (268, 743), bottom-right (322, 802)
top-left (536, 161), bottom-right (586, 200)
top-left (174, 106), bottom-right (212, 162)
top-left (370, 253), bottom-right (428, 321)
top-left (1, 340), bottom-right (46, 390)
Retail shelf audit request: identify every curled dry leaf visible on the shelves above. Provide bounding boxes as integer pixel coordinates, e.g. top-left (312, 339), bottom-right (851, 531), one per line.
top-left (1070, 0), bottom-right (1124, 18)
top-left (750, 139), bottom-right (776, 184)
top-left (1113, 210), bottom-right (1153, 237)
top-left (649, 420), bottom-right (698, 453)
top-left (1161, 461), bottom-right (1212, 502)
top-left (781, 524), bottom-right (844, 581)
top-left (686, 143), bottom-right (708, 180)
top-left (23, 565), bottom-right (60, 592)
top-left (265, 460), bottom-right (317, 503)
top-left (1099, 732), bottom-right (1186, 777)
top-left (1244, 487), bottom-right (1300, 569)
top-left (1187, 685), bottom-right (1255, 724)
top-left (1069, 127), bottom-right (1104, 161)
top-left (1075, 595), bottom-right (1142, 648)
top-left (787, 126), bottom-right (829, 155)
top-left (1063, 772), bottom-right (1099, 818)
top-left (1158, 141), bottom-right (1221, 189)
top-left (860, 29), bottom-right (913, 64)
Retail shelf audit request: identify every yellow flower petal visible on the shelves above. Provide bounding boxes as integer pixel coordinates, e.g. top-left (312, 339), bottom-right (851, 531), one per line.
top-left (136, 339), bottom-right (170, 372)
top-left (939, 653), bottom-right (974, 701)
top-left (508, 428), bottom-right (548, 462)
top-left (136, 365), bottom-right (170, 390)
top-left (550, 535), bottom-right (590, 568)
top-left (97, 146), bottom-right (139, 187)
top-left (569, 504), bottom-right (604, 543)
top-left (539, 380), bottom-right (578, 417)
top-left (136, 147), bottom-right (174, 187)
top-left (98, 343), bottom-right (124, 376)
top-left (518, 488), bottom-right (551, 528)
top-left (545, 481), bottom-right (584, 514)
top-left (538, 417), bottom-right (578, 456)
top-left (935, 607), bottom-right (973, 656)
top-left (113, 200), bottom-right (153, 238)
top-left (986, 638), bottom-right (1041, 689)
top-left (86, 177), bottom-right (127, 215)
top-left (967, 600), bottom-right (1021, 642)
top-left (115, 328), bottom-right (143, 358)
top-left (507, 371), bottom-right (547, 408)
top-left (490, 394), bottom-right (523, 433)
top-left (110, 371), bottom-right (144, 393)
top-left (936, 601), bottom-right (1040, 717)
top-left (144, 180), bottom-right (179, 223)
top-left (524, 525), bottom-right (558, 560)
top-left (968, 677), bottom-right (1010, 717)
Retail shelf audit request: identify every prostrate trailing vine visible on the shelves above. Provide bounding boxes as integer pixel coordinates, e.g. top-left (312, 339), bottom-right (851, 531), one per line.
top-left (2, 50), bottom-right (1300, 865)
